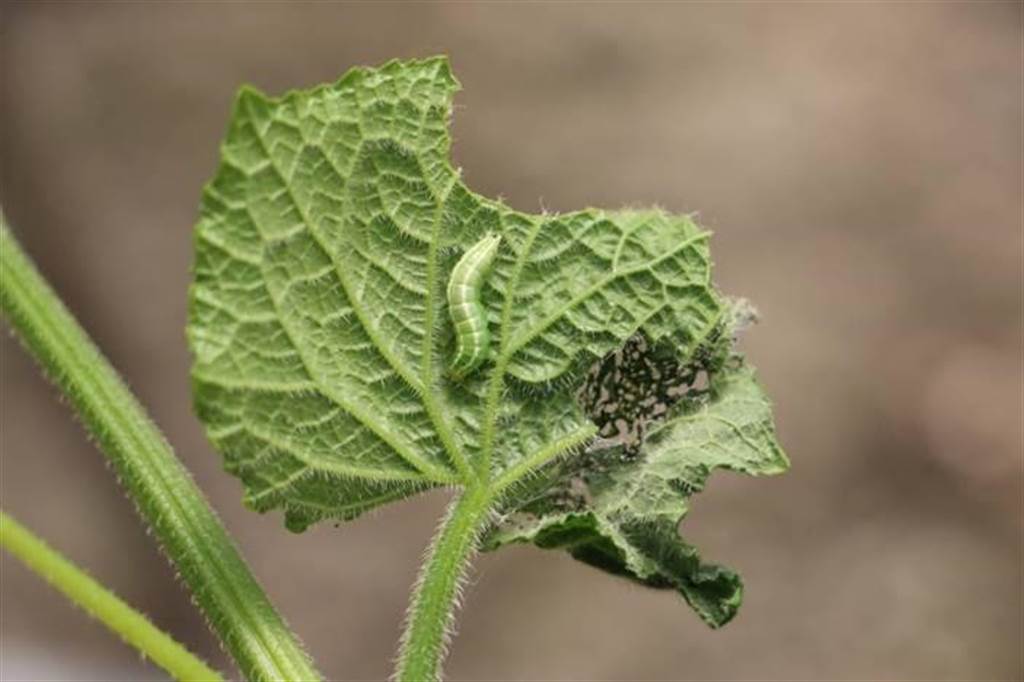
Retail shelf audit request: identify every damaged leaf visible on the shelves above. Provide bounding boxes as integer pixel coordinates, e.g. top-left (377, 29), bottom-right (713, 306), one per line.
top-left (187, 56), bottom-right (787, 628)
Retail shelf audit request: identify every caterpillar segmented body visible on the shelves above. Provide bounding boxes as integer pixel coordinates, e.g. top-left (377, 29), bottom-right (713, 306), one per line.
top-left (447, 234), bottom-right (501, 379)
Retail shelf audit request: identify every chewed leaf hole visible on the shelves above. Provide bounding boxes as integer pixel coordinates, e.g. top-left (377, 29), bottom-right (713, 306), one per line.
top-left (577, 334), bottom-right (712, 458)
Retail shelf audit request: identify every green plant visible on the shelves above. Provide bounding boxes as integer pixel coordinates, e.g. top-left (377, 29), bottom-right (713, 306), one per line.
top-left (1, 56), bottom-right (788, 682)
top-left (0, 217), bottom-right (318, 682)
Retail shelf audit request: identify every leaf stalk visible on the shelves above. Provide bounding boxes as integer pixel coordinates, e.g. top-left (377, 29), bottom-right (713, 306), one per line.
top-left (395, 484), bottom-right (494, 682)
top-left (0, 218), bottom-right (321, 682)
top-left (0, 511), bottom-right (224, 682)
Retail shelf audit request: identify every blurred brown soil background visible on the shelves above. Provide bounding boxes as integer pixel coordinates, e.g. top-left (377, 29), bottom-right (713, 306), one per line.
top-left (1, 3), bottom-right (1021, 681)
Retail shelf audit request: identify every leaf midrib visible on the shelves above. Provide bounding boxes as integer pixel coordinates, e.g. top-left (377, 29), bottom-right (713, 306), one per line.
top-left (241, 90), bottom-right (608, 498)
top-left (242, 96), bottom-right (462, 485)
top-left (284, 92), bottom-right (476, 483)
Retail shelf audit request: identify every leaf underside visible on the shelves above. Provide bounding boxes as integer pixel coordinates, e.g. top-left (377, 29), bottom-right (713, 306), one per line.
top-left (188, 56), bottom-right (788, 627)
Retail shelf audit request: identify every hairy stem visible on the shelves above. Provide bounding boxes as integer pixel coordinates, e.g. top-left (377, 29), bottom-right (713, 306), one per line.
top-left (395, 484), bottom-right (494, 682)
top-left (0, 511), bottom-right (224, 682)
top-left (0, 218), bottom-right (321, 682)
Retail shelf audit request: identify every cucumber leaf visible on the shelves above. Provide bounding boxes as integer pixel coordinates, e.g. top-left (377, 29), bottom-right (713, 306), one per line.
top-left (188, 56), bottom-right (787, 626)
top-left (484, 358), bottom-right (788, 627)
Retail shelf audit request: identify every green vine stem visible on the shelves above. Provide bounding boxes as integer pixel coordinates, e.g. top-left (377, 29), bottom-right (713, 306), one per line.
top-left (0, 511), bottom-right (224, 682)
top-left (0, 217), bottom-right (321, 682)
top-left (395, 484), bottom-right (494, 682)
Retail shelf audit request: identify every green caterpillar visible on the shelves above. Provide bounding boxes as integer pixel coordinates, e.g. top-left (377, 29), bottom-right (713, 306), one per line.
top-left (446, 234), bottom-right (501, 379)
